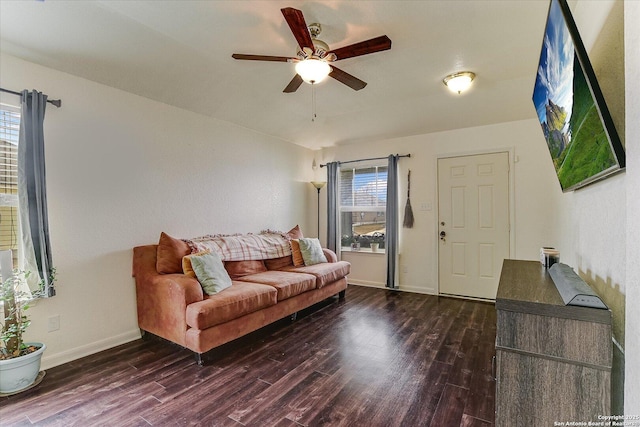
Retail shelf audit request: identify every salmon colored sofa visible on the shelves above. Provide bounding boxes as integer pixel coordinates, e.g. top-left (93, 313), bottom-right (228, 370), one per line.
top-left (132, 230), bottom-right (349, 364)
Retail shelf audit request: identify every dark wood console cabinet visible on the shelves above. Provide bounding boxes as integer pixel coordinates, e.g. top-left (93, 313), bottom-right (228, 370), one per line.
top-left (495, 259), bottom-right (612, 426)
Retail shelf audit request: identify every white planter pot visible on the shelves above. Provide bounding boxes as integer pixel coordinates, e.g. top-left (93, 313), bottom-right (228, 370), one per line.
top-left (0, 342), bottom-right (46, 394)
top-left (371, 243), bottom-right (379, 252)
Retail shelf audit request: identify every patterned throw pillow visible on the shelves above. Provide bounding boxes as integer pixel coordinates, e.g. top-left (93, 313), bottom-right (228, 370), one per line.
top-left (189, 252), bottom-right (232, 295)
top-left (298, 238), bottom-right (328, 266)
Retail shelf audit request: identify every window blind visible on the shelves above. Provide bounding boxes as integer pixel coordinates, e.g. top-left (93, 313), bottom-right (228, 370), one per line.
top-left (339, 165), bottom-right (388, 210)
top-left (0, 108), bottom-right (20, 255)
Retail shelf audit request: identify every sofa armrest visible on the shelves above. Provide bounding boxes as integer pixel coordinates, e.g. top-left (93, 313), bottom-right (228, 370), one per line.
top-left (135, 273), bottom-right (204, 346)
top-left (133, 245), bottom-right (204, 346)
top-left (322, 248), bottom-right (338, 263)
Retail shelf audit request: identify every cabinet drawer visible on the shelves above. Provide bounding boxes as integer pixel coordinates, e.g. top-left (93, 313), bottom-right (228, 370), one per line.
top-left (495, 349), bottom-right (610, 426)
top-left (496, 309), bottom-right (612, 367)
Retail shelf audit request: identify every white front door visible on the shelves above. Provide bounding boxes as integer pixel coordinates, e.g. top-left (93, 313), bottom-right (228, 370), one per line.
top-left (438, 152), bottom-right (510, 299)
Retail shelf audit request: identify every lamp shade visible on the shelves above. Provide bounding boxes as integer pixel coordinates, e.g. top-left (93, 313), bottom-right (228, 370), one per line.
top-left (443, 71), bottom-right (476, 94)
top-left (296, 59), bottom-right (331, 84)
top-left (311, 181), bottom-right (327, 190)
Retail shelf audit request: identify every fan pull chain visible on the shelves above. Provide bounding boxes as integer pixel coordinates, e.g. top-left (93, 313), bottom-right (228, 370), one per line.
top-left (311, 82), bottom-right (317, 122)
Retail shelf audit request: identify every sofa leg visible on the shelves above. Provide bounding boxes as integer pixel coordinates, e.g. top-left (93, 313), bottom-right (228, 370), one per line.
top-left (290, 312), bottom-right (298, 321)
top-left (338, 290), bottom-right (346, 299)
top-left (195, 353), bottom-right (204, 366)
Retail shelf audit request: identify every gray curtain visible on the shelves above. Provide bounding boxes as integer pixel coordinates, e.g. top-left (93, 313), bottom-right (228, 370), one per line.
top-left (386, 155), bottom-right (399, 289)
top-left (19, 90), bottom-right (55, 297)
top-left (326, 162), bottom-right (339, 253)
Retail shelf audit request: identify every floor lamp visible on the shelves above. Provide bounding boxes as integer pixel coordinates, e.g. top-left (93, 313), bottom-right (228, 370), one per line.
top-left (311, 181), bottom-right (326, 237)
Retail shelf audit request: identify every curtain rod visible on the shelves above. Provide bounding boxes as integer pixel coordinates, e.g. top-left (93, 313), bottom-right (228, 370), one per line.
top-left (0, 88), bottom-right (62, 108)
top-left (320, 153), bottom-right (410, 168)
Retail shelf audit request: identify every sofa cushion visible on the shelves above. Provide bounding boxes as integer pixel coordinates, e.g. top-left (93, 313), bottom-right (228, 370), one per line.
top-left (235, 270), bottom-right (317, 301)
top-left (282, 261), bottom-right (351, 288)
top-left (186, 281), bottom-right (277, 329)
top-left (265, 255), bottom-right (294, 270)
top-left (157, 232), bottom-right (191, 274)
top-left (298, 238), bottom-right (328, 266)
top-left (225, 260), bottom-right (267, 279)
top-left (190, 252), bottom-right (232, 295)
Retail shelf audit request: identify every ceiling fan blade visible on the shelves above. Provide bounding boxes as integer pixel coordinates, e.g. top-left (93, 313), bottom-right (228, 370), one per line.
top-left (232, 54), bottom-right (294, 62)
top-left (329, 35), bottom-right (392, 61)
top-left (281, 7), bottom-right (314, 51)
top-left (283, 74), bottom-right (304, 93)
top-left (329, 66), bottom-right (367, 91)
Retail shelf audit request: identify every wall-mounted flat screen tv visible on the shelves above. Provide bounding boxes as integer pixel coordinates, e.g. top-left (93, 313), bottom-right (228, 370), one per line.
top-left (532, 0), bottom-right (625, 192)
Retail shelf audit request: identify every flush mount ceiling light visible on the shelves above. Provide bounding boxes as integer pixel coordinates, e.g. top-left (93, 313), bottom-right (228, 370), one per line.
top-left (295, 58), bottom-right (331, 84)
top-left (443, 71), bottom-right (476, 94)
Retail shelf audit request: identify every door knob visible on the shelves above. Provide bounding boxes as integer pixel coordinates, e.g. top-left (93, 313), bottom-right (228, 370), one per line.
top-left (440, 231), bottom-right (446, 241)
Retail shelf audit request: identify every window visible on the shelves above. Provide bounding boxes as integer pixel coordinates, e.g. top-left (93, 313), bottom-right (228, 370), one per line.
top-left (339, 163), bottom-right (387, 250)
top-left (0, 107), bottom-right (20, 267)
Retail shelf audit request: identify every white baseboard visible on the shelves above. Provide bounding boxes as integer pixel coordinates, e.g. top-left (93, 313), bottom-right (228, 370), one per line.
top-left (613, 336), bottom-right (625, 355)
top-left (348, 280), bottom-right (437, 295)
top-left (347, 279), bottom-right (386, 288)
top-left (399, 285), bottom-right (438, 295)
top-left (40, 329), bottom-right (142, 370)
top-left (439, 292), bottom-right (496, 303)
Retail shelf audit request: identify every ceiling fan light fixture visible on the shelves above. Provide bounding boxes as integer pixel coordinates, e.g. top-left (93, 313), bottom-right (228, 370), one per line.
top-left (443, 71), bottom-right (476, 94)
top-left (295, 59), bottom-right (331, 84)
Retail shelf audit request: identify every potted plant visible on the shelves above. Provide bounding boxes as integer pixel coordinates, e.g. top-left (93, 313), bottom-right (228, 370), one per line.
top-left (0, 266), bottom-right (48, 394)
top-left (350, 235), bottom-right (361, 251)
top-left (370, 232), bottom-right (384, 252)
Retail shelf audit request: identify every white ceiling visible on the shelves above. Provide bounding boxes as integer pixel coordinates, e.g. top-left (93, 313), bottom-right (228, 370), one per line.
top-left (0, 0), bottom-right (553, 150)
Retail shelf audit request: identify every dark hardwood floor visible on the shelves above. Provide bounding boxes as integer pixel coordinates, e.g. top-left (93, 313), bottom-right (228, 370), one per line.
top-left (0, 285), bottom-right (497, 426)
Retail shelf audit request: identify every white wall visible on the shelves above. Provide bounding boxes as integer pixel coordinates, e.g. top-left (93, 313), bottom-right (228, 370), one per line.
top-left (321, 118), bottom-right (563, 293)
top-left (624, 0), bottom-right (640, 413)
top-left (554, 0), bottom-right (628, 413)
top-left (0, 53), bottom-right (315, 369)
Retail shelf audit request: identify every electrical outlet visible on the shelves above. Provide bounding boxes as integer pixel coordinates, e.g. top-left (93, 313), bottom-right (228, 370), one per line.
top-left (48, 315), bottom-right (60, 332)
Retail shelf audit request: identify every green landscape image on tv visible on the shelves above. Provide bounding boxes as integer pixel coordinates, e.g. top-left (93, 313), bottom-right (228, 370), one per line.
top-left (532, 0), bottom-right (624, 192)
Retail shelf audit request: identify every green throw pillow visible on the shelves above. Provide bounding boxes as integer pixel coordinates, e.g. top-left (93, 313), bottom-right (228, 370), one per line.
top-left (298, 238), bottom-right (328, 266)
top-left (190, 252), bottom-right (232, 295)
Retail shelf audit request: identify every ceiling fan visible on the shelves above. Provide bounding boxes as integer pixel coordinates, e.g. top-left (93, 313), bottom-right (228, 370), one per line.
top-left (232, 7), bottom-right (392, 93)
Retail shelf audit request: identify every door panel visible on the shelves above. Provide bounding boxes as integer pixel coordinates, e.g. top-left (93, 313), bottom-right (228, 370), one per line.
top-left (452, 243), bottom-right (466, 275)
top-left (438, 152), bottom-right (510, 299)
top-left (478, 185), bottom-right (494, 228)
top-left (451, 187), bottom-right (466, 227)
